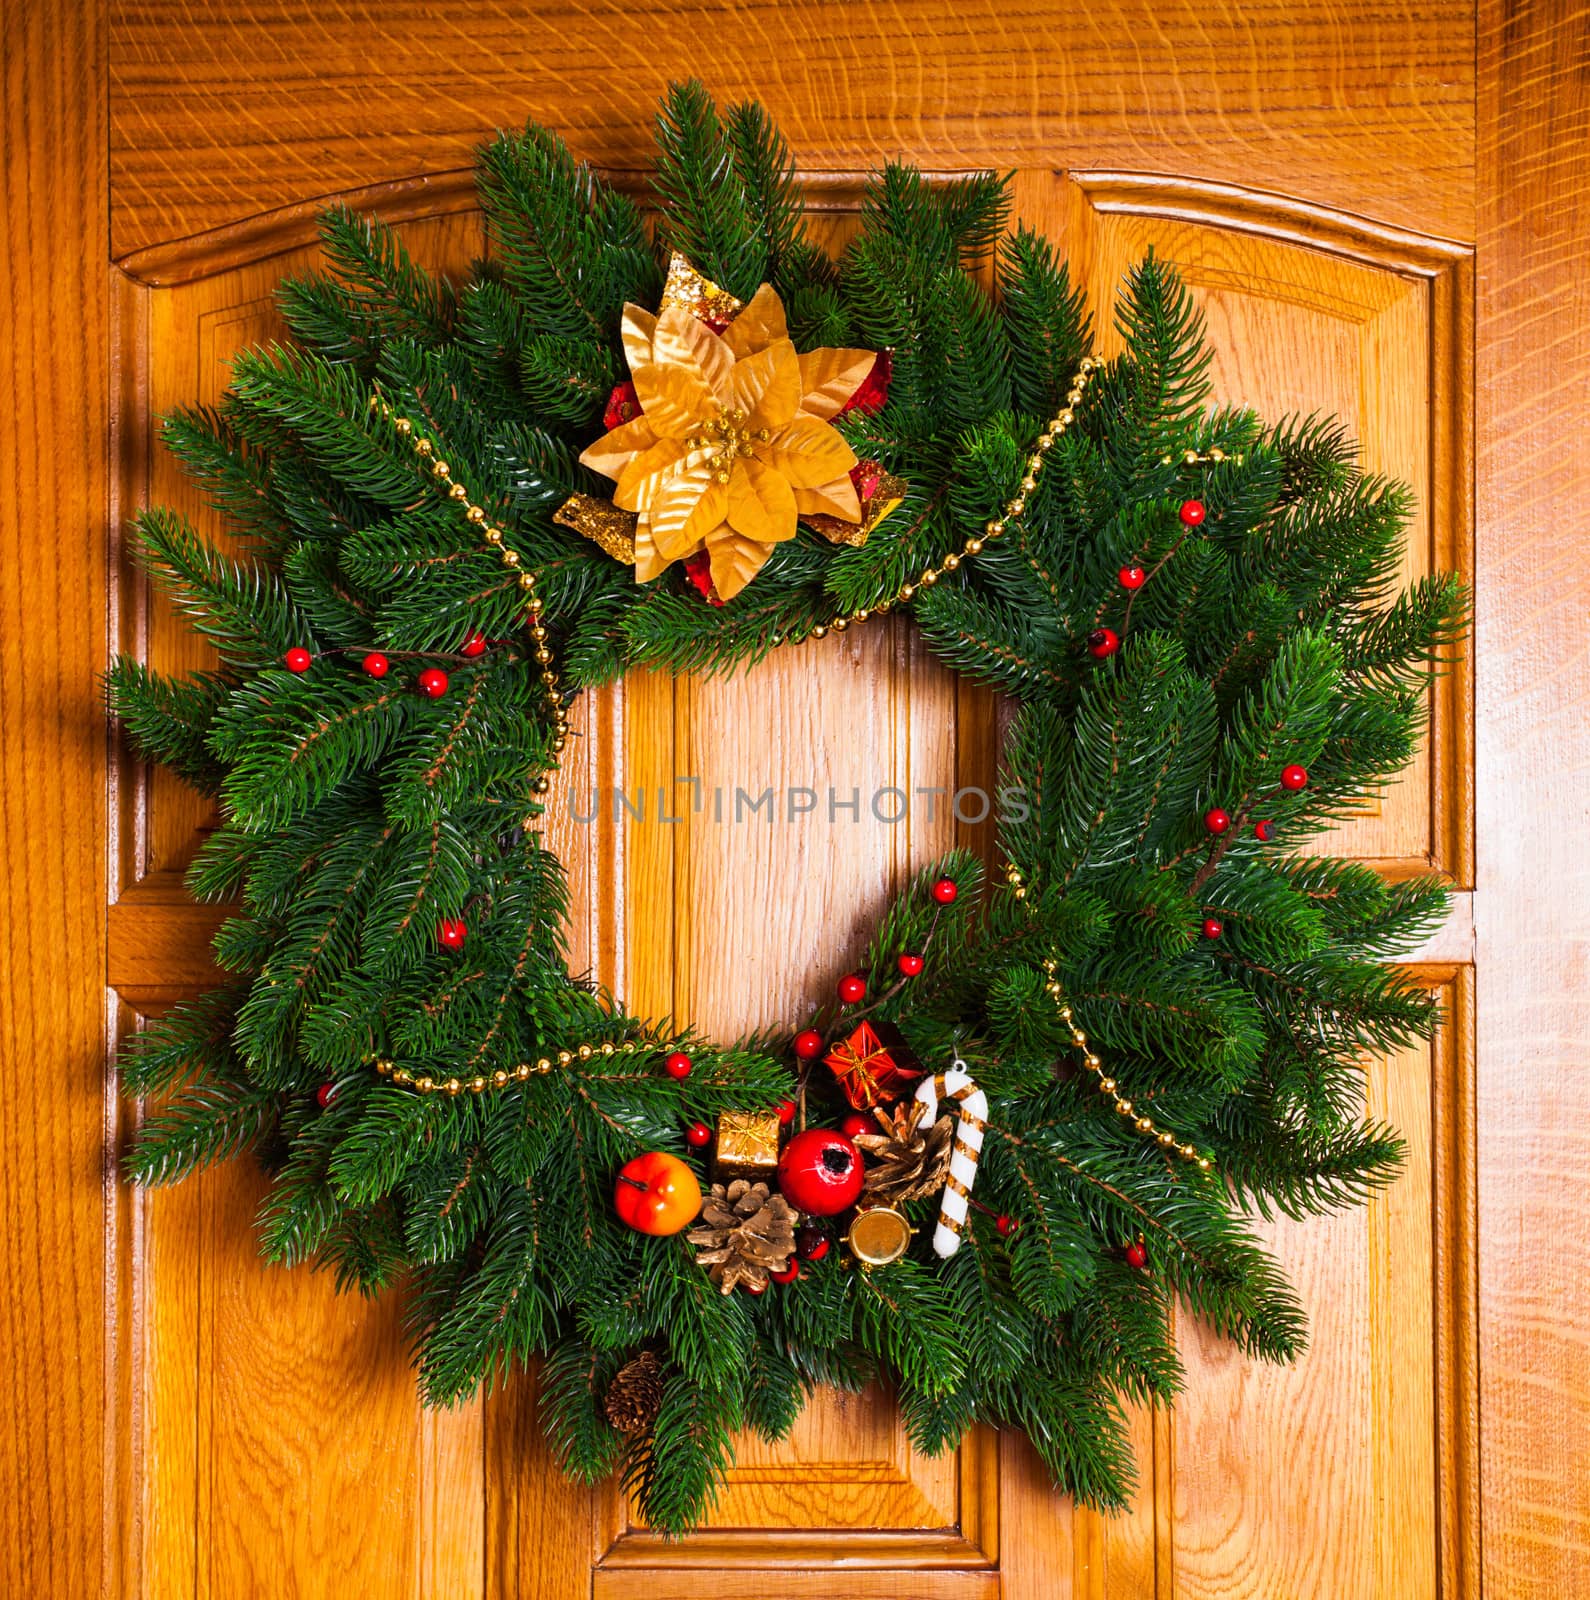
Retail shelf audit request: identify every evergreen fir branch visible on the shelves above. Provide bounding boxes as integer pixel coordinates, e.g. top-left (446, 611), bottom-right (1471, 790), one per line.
top-left (106, 658), bottom-right (230, 793)
top-left (999, 227), bottom-right (1093, 416)
top-left (126, 1078), bottom-right (279, 1186)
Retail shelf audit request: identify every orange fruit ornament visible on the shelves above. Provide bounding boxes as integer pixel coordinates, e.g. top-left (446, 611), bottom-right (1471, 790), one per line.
top-left (613, 1151), bottom-right (702, 1236)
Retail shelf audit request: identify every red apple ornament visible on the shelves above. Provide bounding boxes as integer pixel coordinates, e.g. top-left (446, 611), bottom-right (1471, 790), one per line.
top-left (777, 1128), bottom-right (864, 1215)
top-left (613, 1151), bottom-right (702, 1236)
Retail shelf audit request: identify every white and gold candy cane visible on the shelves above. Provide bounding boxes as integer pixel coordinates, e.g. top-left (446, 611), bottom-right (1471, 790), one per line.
top-left (914, 1059), bottom-right (987, 1257)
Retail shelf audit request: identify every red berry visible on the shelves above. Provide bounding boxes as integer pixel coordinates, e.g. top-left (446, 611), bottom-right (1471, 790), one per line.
top-left (776, 1099), bottom-right (797, 1126)
top-left (1204, 807), bottom-right (1231, 835)
top-left (769, 1260), bottom-right (801, 1284)
top-left (315, 1081), bottom-right (337, 1109)
top-left (841, 1113), bottom-right (873, 1141)
top-left (897, 953), bottom-right (925, 977)
top-left (793, 1029), bottom-right (824, 1060)
top-left (1118, 565), bottom-right (1147, 590)
top-left (664, 1051), bottom-right (692, 1081)
top-left (1125, 1241), bottom-right (1149, 1269)
top-left (1179, 498), bottom-right (1206, 527)
top-left (284, 647), bottom-right (312, 673)
top-left (1280, 764), bottom-right (1309, 791)
top-left (361, 651), bottom-right (389, 678)
top-left (685, 1120), bottom-right (712, 1148)
top-left (1202, 917), bottom-right (1223, 940)
top-left (1087, 627), bottom-right (1120, 659)
top-left (995, 1213), bottom-right (1016, 1238)
top-left (437, 918), bottom-right (467, 949)
top-left (742, 1278), bottom-right (769, 1295)
top-left (418, 668), bottom-right (449, 699)
top-left (837, 973), bottom-right (866, 1004)
top-left (797, 1227), bottom-right (831, 1262)
top-left (1254, 818), bottom-right (1275, 842)
top-left (460, 631), bottom-right (487, 658)
top-left (931, 877), bottom-right (959, 905)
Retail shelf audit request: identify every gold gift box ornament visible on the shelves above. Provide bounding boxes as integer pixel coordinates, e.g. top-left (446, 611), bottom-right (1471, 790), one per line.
top-left (712, 1109), bottom-right (784, 1182)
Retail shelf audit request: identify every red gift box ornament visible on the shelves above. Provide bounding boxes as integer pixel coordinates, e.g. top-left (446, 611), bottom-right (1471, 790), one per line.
top-left (824, 1018), bottom-right (925, 1111)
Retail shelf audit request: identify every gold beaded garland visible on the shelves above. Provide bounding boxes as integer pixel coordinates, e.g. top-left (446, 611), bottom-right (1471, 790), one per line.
top-left (799, 356), bottom-right (1101, 644)
top-left (1039, 955), bottom-right (1211, 1170)
top-left (372, 1037), bottom-right (647, 1097)
top-left (371, 394), bottom-right (569, 784)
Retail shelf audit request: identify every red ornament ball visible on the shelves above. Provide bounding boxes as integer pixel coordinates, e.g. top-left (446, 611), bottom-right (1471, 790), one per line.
top-left (837, 973), bottom-right (866, 1004)
top-left (361, 651), bottom-right (389, 678)
top-left (1254, 818), bottom-right (1275, 842)
top-left (664, 1051), bottom-right (693, 1081)
top-left (315, 1081), bottom-right (337, 1109)
top-left (931, 877), bottom-right (959, 905)
top-left (1204, 807), bottom-right (1231, 835)
top-left (1125, 1240), bottom-right (1149, 1270)
top-left (769, 1260), bottom-right (801, 1284)
top-left (995, 1213), bottom-right (1016, 1238)
top-left (776, 1099), bottom-right (797, 1126)
top-left (792, 1028), bottom-right (824, 1060)
top-left (840, 1112), bottom-right (873, 1141)
top-left (1280, 763), bottom-right (1309, 791)
top-left (797, 1226), bottom-right (831, 1262)
top-left (1087, 627), bottom-right (1120, 659)
top-left (284, 647), bottom-right (312, 673)
top-left (684, 1120), bottom-right (712, 1148)
top-left (897, 952), bottom-right (925, 977)
top-left (1179, 498), bottom-right (1206, 527)
top-left (418, 667), bottom-right (449, 699)
top-left (460, 631), bottom-right (487, 658)
top-left (1201, 917), bottom-right (1224, 940)
top-left (1118, 564), bottom-right (1147, 591)
top-left (437, 918), bottom-right (467, 950)
top-left (614, 1152), bottom-right (702, 1236)
top-left (777, 1129), bottom-right (864, 1215)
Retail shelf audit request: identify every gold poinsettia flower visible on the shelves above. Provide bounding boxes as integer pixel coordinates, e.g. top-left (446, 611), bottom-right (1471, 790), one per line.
top-left (579, 283), bottom-right (876, 599)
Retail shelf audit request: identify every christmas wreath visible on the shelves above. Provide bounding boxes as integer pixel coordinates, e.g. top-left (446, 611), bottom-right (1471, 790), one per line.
top-left (109, 83), bottom-right (1465, 1534)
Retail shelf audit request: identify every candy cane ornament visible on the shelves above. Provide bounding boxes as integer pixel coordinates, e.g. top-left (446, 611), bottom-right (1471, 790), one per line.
top-left (914, 1061), bottom-right (988, 1257)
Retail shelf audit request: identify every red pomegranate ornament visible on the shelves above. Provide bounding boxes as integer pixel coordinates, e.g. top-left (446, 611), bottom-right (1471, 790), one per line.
top-left (613, 1151), bottom-right (702, 1236)
top-left (777, 1128), bottom-right (864, 1216)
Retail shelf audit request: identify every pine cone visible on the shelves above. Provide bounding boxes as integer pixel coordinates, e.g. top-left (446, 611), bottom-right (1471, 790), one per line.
top-left (855, 1100), bottom-right (954, 1204)
top-left (605, 1350), bottom-right (664, 1436)
top-left (686, 1179), bottom-right (797, 1295)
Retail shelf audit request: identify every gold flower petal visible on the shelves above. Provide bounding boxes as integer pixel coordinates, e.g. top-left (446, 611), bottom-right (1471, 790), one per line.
top-left (683, 477), bottom-right (730, 547)
top-left (634, 520), bottom-right (681, 584)
top-left (614, 436), bottom-right (693, 512)
top-left (764, 414), bottom-right (859, 491)
top-left (620, 304), bottom-right (659, 374)
top-left (728, 342), bottom-right (799, 432)
top-left (651, 303), bottom-right (735, 408)
top-left (702, 525), bottom-right (776, 600)
top-left (727, 456), bottom-right (798, 548)
top-left (794, 477), bottom-right (863, 521)
top-left (578, 414), bottom-right (658, 479)
top-left (649, 460), bottom-right (719, 561)
top-left (631, 359), bottom-right (715, 439)
top-left (797, 346), bottom-right (877, 421)
top-left (721, 283), bottom-right (789, 360)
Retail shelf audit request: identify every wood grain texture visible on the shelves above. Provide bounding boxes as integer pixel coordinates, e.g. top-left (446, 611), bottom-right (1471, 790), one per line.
top-left (1476, 0), bottom-right (1590, 1594)
top-left (0, 5), bottom-right (111, 1599)
top-left (106, 0), bottom-right (1474, 257)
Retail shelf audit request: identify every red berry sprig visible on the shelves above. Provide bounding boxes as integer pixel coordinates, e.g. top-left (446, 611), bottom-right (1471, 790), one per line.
top-left (1203, 807), bottom-right (1231, 835)
top-left (685, 1120), bottom-right (712, 1148)
top-left (793, 1029), bottom-right (823, 1060)
top-left (1254, 818), bottom-right (1274, 842)
top-left (418, 667), bottom-right (449, 699)
top-left (1118, 564), bottom-right (1146, 591)
top-left (664, 1051), bottom-right (693, 1081)
top-left (1125, 1239), bottom-right (1149, 1270)
top-left (361, 652), bottom-right (389, 678)
top-left (1087, 627), bottom-right (1120, 659)
top-left (1202, 917), bottom-right (1223, 940)
top-left (840, 1112), bottom-right (872, 1140)
top-left (437, 918), bottom-right (467, 949)
top-left (284, 647), bottom-right (312, 673)
top-left (460, 631), bottom-right (487, 658)
top-left (1178, 498), bottom-right (1206, 527)
top-left (837, 973), bottom-right (866, 1004)
top-left (1280, 764), bottom-right (1309, 791)
top-left (931, 877), bottom-right (959, 905)
top-left (897, 953), bottom-right (924, 977)
top-left (315, 1081), bottom-right (338, 1109)
top-left (776, 1099), bottom-right (797, 1126)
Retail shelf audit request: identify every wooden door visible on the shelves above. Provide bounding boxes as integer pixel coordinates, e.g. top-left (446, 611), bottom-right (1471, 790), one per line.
top-left (5, 3), bottom-right (1586, 1596)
